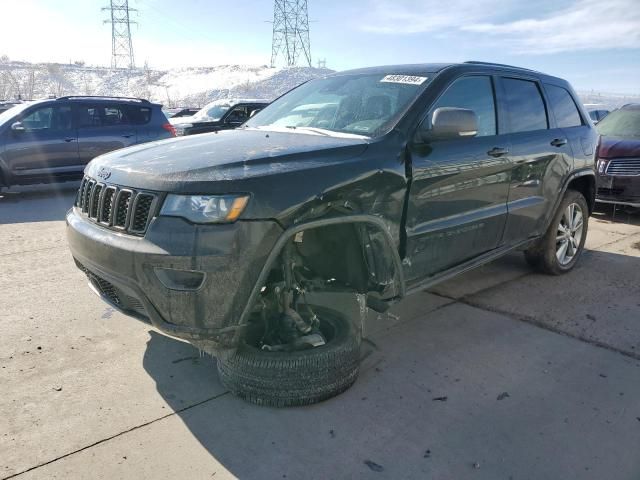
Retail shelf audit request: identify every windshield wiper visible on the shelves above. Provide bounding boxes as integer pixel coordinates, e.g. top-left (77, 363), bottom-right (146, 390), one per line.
top-left (292, 127), bottom-right (333, 137)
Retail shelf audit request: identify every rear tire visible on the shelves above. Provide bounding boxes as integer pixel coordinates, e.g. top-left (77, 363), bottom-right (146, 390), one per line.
top-left (217, 306), bottom-right (360, 407)
top-left (524, 189), bottom-right (589, 275)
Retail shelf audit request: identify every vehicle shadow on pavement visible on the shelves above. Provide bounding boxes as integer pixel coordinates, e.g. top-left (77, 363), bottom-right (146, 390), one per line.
top-left (0, 181), bottom-right (79, 224)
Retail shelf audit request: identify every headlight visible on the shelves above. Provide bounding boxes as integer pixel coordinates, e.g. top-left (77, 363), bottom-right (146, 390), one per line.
top-left (160, 194), bottom-right (249, 223)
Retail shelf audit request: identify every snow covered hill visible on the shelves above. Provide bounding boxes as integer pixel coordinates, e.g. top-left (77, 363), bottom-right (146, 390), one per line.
top-left (1, 59), bottom-right (638, 110)
top-left (0, 60), bottom-right (333, 107)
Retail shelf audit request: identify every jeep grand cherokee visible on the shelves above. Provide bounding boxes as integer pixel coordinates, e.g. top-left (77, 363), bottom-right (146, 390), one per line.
top-left (66, 62), bottom-right (597, 406)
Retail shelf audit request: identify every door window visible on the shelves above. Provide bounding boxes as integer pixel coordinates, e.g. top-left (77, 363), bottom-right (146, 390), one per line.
top-left (545, 84), bottom-right (582, 128)
top-left (430, 76), bottom-right (497, 137)
top-left (225, 106), bottom-right (250, 124)
top-left (21, 105), bottom-right (72, 132)
top-left (77, 105), bottom-right (130, 128)
top-left (502, 78), bottom-right (548, 133)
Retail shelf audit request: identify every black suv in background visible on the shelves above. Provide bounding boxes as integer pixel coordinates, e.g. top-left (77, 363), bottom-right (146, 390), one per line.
top-left (171, 98), bottom-right (270, 136)
top-left (0, 96), bottom-right (174, 189)
top-left (0, 101), bottom-right (24, 115)
top-left (67, 62), bottom-right (597, 407)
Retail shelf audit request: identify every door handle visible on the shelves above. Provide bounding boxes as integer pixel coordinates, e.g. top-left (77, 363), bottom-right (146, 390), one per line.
top-left (488, 147), bottom-right (509, 157)
top-left (551, 138), bottom-right (568, 147)
top-left (64, 137), bottom-right (76, 142)
top-left (122, 134), bottom-right (134, 139)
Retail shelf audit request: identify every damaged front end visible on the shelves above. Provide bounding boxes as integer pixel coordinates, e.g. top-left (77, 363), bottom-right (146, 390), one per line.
top-left (227, 216), bottom-right (405, 355)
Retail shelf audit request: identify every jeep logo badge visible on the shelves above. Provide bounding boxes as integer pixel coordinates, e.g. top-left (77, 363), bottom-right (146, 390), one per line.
top-left (97, 167), bottom-right (111, 180)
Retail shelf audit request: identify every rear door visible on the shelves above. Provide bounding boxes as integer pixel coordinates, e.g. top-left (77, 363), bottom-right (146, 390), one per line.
top-left (3, 102), bottom-right (79, 176)
top-left (543, 82), bottom-right (595, 174)
top-left (75, 103), bottom-right (137, 164)
top-left (405, 75), bottom-right (512, 282)
top-left (498, 76), bottom-right (574, 244)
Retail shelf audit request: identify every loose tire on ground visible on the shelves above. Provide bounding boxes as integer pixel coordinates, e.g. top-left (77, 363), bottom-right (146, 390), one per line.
top-left (217, 306), bottom-right (361, 407)
top-left (524, 189), bottom-right (589, 275)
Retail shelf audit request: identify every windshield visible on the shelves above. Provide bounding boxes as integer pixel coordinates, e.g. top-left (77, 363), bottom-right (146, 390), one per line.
top-left (245, 73), bottom-right (431, 138)
top-left (596, 108), bottom-right (640, 138)
top-left (0, 102), bottom-right (32, 125)
top-left (192, 102), bottom-right (231, 122)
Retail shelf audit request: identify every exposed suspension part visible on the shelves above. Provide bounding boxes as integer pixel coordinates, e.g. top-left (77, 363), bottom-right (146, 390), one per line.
top-left (260, 241), bottom-right (326, 352)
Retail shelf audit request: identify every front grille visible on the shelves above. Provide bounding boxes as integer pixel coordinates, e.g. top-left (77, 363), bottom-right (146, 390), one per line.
top-left (76, 176), bottom-right (158, 236)
top-left (114, 190), bottom-right (133, 228)
top-left (100, 187), bottom-right (116, 224)
top-left (605, 158), bottom-right (640, 177)
top-left (130, 193), bottom-right (155, 233)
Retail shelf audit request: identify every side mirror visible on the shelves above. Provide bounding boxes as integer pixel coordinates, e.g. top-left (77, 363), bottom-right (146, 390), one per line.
top-left (249, 109), bottom-right (262, 118)
top-left (418, 107), bottom-right (478, 142)
top-left (11, 121), bottom-right (25, 133)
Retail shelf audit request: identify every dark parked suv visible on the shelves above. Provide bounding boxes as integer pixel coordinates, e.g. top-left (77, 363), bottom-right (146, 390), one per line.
top-left (67, 62), bottom-right (597, 406)
top-left (171, 98), bottom-right (270, 136)
top-left (0, 96), bottom-right (174, 189)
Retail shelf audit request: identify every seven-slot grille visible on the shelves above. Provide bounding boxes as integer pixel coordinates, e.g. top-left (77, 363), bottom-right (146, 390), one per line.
top-left (605, 158), bottom-right (640, 177)
top-left (76, 176), bottom-right (158, 235)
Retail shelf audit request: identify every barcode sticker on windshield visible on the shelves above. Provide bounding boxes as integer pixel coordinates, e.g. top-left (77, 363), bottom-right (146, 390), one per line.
top-left (380, 75), bottom-right (428, 85)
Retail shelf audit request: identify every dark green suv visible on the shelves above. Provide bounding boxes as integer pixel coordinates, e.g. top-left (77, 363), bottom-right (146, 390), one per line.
top-left (66, 62), bottom-right (597, 406)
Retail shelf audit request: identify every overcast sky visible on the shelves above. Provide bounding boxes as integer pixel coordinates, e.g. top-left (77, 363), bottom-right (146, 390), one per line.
top-left (1, 0), bottom-right (639, 93)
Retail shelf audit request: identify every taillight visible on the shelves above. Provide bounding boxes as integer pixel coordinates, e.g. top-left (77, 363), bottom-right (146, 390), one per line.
top-left (162, 123), bottom-right (177, 137)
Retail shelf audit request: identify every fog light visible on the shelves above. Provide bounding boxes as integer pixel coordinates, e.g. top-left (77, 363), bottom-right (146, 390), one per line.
top-left (154, 268), bottom-right (205, 291)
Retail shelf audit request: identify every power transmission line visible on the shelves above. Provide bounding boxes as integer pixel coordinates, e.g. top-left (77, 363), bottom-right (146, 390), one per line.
top-left (270, 0), bottom-right (312, 68)
top-left (103, 0), bottom-right (137, 69)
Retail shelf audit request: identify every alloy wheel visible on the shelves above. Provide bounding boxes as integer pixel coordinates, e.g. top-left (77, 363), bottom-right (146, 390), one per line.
top-left (556, 202), bottom-right (584, 266)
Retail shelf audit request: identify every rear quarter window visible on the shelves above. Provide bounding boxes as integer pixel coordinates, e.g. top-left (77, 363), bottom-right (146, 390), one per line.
top-left (127, 106), bottom-right (152, 125)
top-left (545, 84), bottom-right (583, 128)
top-left (502, 78), bottom-right (548, 133)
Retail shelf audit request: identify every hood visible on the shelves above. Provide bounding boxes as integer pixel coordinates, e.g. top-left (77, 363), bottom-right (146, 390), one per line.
top-left (85, 128), bottom-right (369, 192)
top-left (598, 136), bottom-right (640, 159)
top-left (169, 115), bottom-right (195, 125)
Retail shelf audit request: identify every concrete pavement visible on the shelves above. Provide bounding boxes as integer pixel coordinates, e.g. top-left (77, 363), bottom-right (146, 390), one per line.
top-left (1, 183), bottom-right (639, 479)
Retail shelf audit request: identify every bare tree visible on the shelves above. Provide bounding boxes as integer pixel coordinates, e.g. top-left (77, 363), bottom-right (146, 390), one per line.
top-left (46, 64), bottom-right (71, 97)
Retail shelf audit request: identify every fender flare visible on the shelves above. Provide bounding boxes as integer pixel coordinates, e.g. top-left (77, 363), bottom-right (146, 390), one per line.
top-left (560, 168), bottom-right (596, 211)
top-left (233, 215), bottom-right (406, 340)
top-left (543, 168), bottom-right (596, 225)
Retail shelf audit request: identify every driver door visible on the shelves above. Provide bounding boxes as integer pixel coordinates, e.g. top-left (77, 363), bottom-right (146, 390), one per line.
top-left (403, 75), bottom-right (512, 285)
top-left (222, 105), bottom-right (250, 129)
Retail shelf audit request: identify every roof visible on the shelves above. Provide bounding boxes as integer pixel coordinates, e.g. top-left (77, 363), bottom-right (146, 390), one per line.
top-left (337, 63), bottom-right (453, 76)
top-left (56, 96), bottom-right (152, 104)
top-left (204, 98), bottom-right (271, 107)
top-left (336, 61), bottom-right (563, 83)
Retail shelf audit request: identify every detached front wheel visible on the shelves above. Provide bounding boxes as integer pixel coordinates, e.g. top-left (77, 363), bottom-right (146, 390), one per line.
top-left (217, 306), bottom-right (361, 407)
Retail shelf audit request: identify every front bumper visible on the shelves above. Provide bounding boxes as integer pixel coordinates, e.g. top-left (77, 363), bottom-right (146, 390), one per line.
top-left (66, 207), bottom-right (282, 347)
top-left (596, 172), bottom-right (640, 208)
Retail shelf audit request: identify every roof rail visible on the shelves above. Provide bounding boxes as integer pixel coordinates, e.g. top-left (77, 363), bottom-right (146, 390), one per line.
top-left (463, 61), bottom-right (539, 73)
top-left (56, 95), bottom-right (150, 103)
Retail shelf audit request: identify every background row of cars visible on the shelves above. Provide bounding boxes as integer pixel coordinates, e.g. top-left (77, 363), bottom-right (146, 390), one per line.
top-left (0, 94), bottom-right (638, 212)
